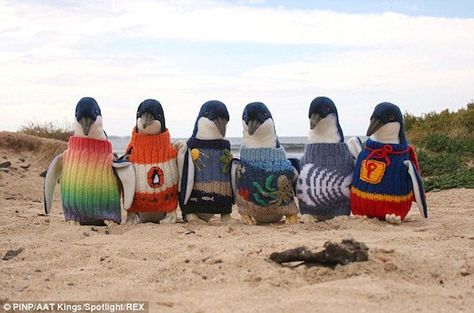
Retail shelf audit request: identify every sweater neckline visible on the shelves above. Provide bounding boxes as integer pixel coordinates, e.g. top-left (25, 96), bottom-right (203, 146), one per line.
top-left (187, 137), bottom-right (230, 150)
top-left (130, 128), bottom-right (172, 146)
top-left (240, 146), bottom-right (287, 162)
top-left (365, 138), bottom-right (408, 152)
top-left (68, 136), bottom-right (112, 154)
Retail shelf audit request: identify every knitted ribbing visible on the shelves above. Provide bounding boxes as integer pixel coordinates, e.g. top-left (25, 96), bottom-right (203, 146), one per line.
top-left (236, 146), bottom-right (299, 223)
top-left (126, 129), bottom-right (179, 213)
top-left (297, 143), bottom-right (353, 218)
top-left (181, 137), bottom-right (233, 215)
top-left (61, 136), bottom-right (121, 224)
top-left (351, 139), bottom-right (414, 220)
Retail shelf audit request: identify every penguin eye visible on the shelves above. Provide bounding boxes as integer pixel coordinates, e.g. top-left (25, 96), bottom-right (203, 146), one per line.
top-left (243, 113), bottom-right (247, 120)
top-left (324, 106), bottom-right (331, 113)
top-left (388, 114), bottom-right (395, 121)
top-left (157, 114), bottom-right (161, 119)
top-left (204, 112), bottom-right (210, 118)
top-left (262, 113), bottom-right (268, 119)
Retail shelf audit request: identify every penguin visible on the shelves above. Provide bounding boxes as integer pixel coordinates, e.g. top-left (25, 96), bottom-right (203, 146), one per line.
top-left (350, 102), bottom-right (428, 224)
top-left (178, 100), bottom-right (234, 224)
top-left (297, 97), bottom-right (358, 222)
top-left (44, 97), bottom-right (135, 225)
top-left (123, 99), bottom-right (179, 225)
top-left (231, 102), bottom-right (299, 225)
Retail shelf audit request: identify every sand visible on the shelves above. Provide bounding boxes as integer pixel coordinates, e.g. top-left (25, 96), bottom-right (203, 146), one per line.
top-left (0, 132), bottom-right (473, 313)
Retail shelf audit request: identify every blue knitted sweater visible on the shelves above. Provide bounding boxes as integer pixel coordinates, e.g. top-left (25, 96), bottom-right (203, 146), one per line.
top-left (296, 143), bottom-right (353, 218)
top-left (236, 146), bottom-right (298, 222)
top-left (181, 138), bottom-right (233, 215)
top-left (352, 139), bottom-right (412, 197)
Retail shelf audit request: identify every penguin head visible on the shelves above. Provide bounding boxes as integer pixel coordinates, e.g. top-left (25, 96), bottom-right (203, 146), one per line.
top-left (74, 97), bottom-right (106, 139)
top-left (367, 102), bottom-right (405, 144)
top-left (136, 99), bottom-right (165, 135)
top-left (193, 100), bottom-right (229, 140)
top-left (308, 96), bottom-right (343, 143)
top-left (242, 102), bottom-right (278, 148)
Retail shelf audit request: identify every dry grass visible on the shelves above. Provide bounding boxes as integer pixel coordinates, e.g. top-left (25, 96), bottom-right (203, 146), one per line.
top-left (18, 121), bottom-right (73, 142)
top-left (0, 131), bottom-right (67, 165)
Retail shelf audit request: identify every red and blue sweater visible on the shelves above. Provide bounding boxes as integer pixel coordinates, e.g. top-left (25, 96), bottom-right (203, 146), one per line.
top-left (351, 139), bottom-right (420, 220)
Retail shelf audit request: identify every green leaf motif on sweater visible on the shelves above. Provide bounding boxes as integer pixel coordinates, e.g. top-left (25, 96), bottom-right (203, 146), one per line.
top-left (220, 149), bottom-right (232, 174)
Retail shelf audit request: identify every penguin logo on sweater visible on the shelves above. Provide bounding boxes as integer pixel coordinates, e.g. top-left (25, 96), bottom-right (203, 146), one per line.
top-left (147, 167), bottom-right (164, 188)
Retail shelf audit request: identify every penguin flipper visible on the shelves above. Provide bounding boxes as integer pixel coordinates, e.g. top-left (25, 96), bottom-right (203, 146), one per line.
top-left (346, 136), bottom-right (363, 161)
top-left (288, 158), bottom-right (300, 174)
top-left (288, 158), bottom-right (300, 193)
top-left (44, 154), bottom-right (63, 215)
top-left (179, 148), bottom-right (195, 206)
top-left (404, 160), bottom-right (428, 219)
top-left (113, 160), bottom-right (135, 210)
top-left (230, 158), bottom-right (241, 203)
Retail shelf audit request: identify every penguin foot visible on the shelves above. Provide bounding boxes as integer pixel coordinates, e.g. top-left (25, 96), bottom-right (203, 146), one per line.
top-left (385, 214), bottom-right (402, 225)
top-left (350, 214), bottom-right (368, 219)
top-left (186, 214), bottom-right (208, 225)
top-left (301, 214), bottom-right (316, 223)
top-left (125, 212), bottom-right (140, 225)
top-left (66, 220), bottom-right (80, 226)
top-left (241, 214), bottom-right (256, 225)
top-left (285, 214), bottom-right (298, 224)
top-left (220, 214), bottom-right (233, 224)
top-left (160, 211), bottom-right (177, 224)
top-left (104, 219), bottom-right (118, 226)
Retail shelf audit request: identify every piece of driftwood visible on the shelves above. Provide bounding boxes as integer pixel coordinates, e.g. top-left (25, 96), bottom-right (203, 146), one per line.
top-left (2, 248), bottom-right (24, 261)
top-left (269, 238), bottom-right (369, 265)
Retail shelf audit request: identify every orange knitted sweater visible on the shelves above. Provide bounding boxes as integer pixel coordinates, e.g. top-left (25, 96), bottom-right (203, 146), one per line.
top-left (126, 129), bottom-right (179, 213)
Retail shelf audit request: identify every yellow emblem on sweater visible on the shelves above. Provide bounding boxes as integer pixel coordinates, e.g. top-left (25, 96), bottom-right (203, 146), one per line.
top-left (360, 160), bottom-right (386, 184)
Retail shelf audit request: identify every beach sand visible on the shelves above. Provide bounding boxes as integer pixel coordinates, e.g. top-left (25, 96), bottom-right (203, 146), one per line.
top-left (1, 132), bottom-right (473, 313)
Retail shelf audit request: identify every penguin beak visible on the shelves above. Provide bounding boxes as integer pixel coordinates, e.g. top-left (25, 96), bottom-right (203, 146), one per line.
top-left (141, 112), bottom-right (156, 129)
top-left (247, 120), bottom-right (261, 136)
top-left (310, 113), bottom-right (322, 130)
top-left (79, 117), bottom-right (93, 136)
top-left (366, 118), bottom-right (384, 136)
top-left (213, 117), bottom-right (227, 137)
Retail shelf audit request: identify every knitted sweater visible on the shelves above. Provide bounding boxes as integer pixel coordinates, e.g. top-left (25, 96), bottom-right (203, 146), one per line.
top-left (181, 138), bottom-right (233, 215)
top-left (126, 129), bottom-right (179, 213)
top-left (296, 143), bottom-right (353, 218)
top-left (61, 136), bottom-right (121, 224)
top-left (236, 146), bottom-right (299, 223)
top-left (351, 139), bottom-right (414, 220)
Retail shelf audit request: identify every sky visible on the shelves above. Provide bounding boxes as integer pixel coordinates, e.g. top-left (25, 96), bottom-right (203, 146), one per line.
top-left (0, 0), bottom-right (473, 138)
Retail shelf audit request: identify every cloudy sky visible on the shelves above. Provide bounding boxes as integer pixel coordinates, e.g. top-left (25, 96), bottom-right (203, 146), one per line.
top-left (1, 0), bottom-right (473, 137)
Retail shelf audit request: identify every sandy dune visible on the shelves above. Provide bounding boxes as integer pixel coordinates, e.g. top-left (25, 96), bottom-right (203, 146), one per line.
top-left (0, 132), bottom-right (473, 313)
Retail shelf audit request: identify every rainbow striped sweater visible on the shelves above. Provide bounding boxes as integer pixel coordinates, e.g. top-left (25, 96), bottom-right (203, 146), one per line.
top-left (125, 129), bottom-right (179, 213)
top-left (350, 139), bottom-right (414, 220)
top-left (61, 137), bottom-right (121, 224)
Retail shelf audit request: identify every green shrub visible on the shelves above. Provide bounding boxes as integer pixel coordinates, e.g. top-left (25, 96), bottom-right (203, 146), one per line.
top-left (424, 169), bottom-right (474, 191)
top-left (416, 149), bottom-right (465, 176)
top-left (406, 103), bottom-right (473, 191)
top-left (19, 121), bottom-right (73, 142)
